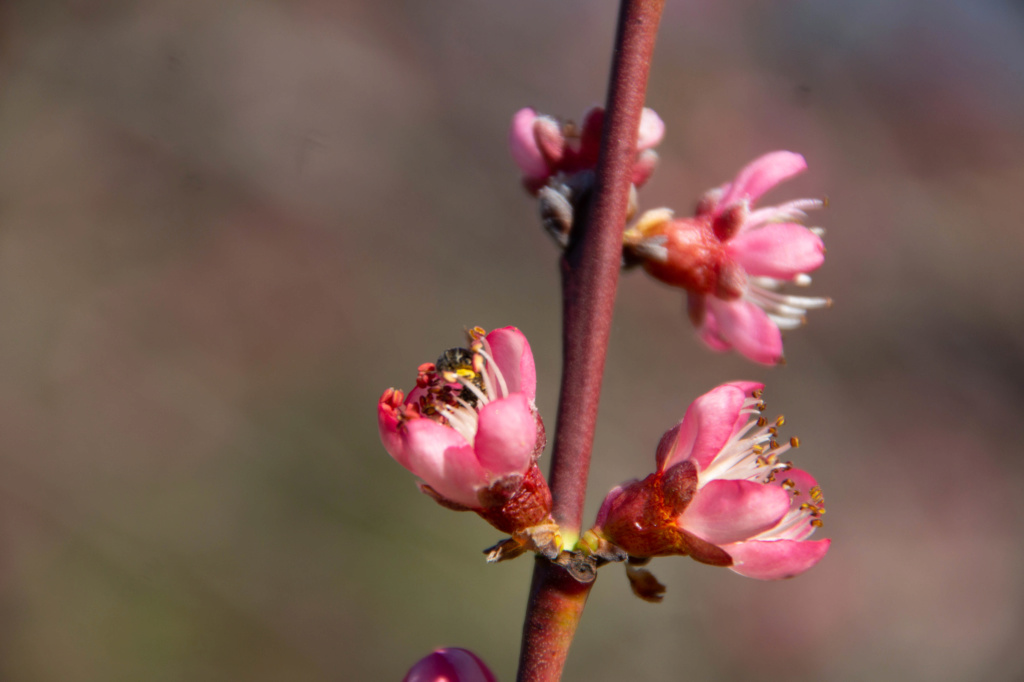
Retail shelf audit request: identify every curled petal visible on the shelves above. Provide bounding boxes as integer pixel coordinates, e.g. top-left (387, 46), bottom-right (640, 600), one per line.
top-left (719, 151), bottom-right (807, 210)
top-left (658, 383), bottom-right (753, 471)
top-left (404, 648), bottom-right (497, 682)
top-left (728, 223), bottom-right (825, 279)
top-left (485, 326), bottom-right (536, 400)
top-left (722, 538), bottom-right (830, 580)
top-left (508, 108), bottom-right (549, 180)
top-left (705, 298), bottom-right (783, 365)
top-left (636, 108), bottom-right (665, 151)
top-left (401, 419), bottom-right (485, 508)
top-left (679, 479), bottom-right (791, 545)
top-left (474, 393), bottom-right (537, 477)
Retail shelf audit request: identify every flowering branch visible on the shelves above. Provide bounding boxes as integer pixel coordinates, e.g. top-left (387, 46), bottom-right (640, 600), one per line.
top-left (516, 1), bottom-right (666, 680)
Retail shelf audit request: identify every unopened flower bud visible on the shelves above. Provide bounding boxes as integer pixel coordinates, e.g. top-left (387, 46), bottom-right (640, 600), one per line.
top-left (404, 648), bottom-right (497, 682)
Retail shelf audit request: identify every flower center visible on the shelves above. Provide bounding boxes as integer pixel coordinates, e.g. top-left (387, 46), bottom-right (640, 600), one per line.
top-left (409, 327), bottom-right (511, 444)
top-left (698, 395), bottom-right (797, 486)
top-left (698, 392), bottom-right (826, 536)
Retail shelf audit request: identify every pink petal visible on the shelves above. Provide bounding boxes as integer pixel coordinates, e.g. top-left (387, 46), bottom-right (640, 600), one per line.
top-left (719, 151), bottom-right (806, 210)
top-left (401, 419), bottom-right (485, 508)
top-left (728, 223), bottom-right (825, 279)
top-left (474, 393), bottom-right (537, 476)
top-left (485, 326), bottom-right (536, 401)
top-left (696, 303), bottom-right (733, 352)
top-left (721, 380), bottom-right (765, 435)
top-left (508, 108), bottom-right (549, 180)
top-left (679, 479), bottom-right (791, 545)
top-left (706, 298), bottom-right (783, 365)
top-left (657, 383), bottom-right (752, 471)
top-left (722, 538), bottom-right (830, 580)
top-left (404, 648), bottom-right (497, 682)
top-left (636, 108), bottom-right (665, 151)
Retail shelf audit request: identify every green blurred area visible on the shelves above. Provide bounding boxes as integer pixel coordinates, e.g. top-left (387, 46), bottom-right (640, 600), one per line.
top-left (2, 1), bottom-right (1024, 680)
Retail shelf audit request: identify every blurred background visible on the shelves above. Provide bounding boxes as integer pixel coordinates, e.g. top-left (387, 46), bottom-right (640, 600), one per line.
top-left (2, 0), bottom-right (1023, 680)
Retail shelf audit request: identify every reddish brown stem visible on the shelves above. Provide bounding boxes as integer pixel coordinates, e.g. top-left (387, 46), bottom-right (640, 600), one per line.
top-left (516, 1), bottom-right (665, 680)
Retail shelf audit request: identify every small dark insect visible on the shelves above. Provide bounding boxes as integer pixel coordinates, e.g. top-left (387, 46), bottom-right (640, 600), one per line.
top-left (435, 347), bottom-right (486, 406)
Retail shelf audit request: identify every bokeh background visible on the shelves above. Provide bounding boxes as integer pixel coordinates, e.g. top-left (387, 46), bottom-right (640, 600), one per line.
top-left (2, 1), bottom-right (1024, 680)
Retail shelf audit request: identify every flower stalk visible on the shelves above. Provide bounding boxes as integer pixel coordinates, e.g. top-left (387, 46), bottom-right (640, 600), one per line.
top-left (516, 1), bottom-right (666, 680)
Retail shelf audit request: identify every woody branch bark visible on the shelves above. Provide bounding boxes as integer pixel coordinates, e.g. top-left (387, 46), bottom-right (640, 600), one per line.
top-left (516, 1), bottom-right (666, 681)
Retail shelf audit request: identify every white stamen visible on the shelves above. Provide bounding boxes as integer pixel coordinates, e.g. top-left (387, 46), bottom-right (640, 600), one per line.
top-left (476, 347), bottom-right (509, 398)
top-left (440, 405), bottom-right (478, 443)
top-left (768, 314), bottom-right (806, 330)
top-left (745, 198), bottom-right (824, 229)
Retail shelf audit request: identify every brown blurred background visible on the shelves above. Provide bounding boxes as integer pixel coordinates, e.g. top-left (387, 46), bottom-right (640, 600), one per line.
top-left (2, 1), bottom-right (1023, 680)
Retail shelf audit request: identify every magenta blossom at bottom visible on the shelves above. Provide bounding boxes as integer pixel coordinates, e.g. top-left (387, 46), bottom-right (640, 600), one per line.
top-left (594, 381), bottom-right (829, 580)
top-left (404, 648), bottom-right (497, 682)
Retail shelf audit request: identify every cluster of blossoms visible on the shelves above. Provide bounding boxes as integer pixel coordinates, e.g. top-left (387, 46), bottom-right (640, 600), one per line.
top-left (510, 107), bottom-right (830, 364)
top-left (382, 105), bottom-right (835, 679)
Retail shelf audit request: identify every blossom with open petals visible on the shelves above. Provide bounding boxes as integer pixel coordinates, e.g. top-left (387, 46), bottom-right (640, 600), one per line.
top-left (404, 648), bottom-right (497, 682)
top-left (624, 152), bottom-right (830, 364)
top-left (378, 326), bottom-right (550, 535)
top-left (593, 382), bottom-right (829, 580)
top-left (509, 106), bottom-right (663, 193)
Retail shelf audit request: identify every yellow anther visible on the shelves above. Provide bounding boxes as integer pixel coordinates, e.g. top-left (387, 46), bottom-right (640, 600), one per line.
top-left (790, 436), bottom-right (800, 448)
top-left (757, 417), bottom-right (768, 427)
top-left (775, 416), bottom-right (785, 427)
top-left (811, 519), bottom-right (824, 528)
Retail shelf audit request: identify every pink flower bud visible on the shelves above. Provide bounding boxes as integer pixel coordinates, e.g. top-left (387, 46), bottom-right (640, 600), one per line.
top-left (508, 105), bottom-right (665, 192)
top-left (404, 648), bottom-right (497, 682)
top-left (508, 108), bottom-right (550, 182)
top-left (594, 382), bottom-right (830, 580)
top-left (624, 152), bottom-right (831, 365)
top-left (378, 327), bottom-right (552, 534)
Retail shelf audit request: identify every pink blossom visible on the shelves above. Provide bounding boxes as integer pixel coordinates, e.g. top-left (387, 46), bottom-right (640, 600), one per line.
top-left (594, 382), bottom-right (829, 580)
top-left (624, 152), bottom-right (831, 364)
top-left (508, 106), bottom-right (663, 193)
top-left (378, 327), bottom-right (549, 530)
top-left (404, 648), bottom-right (497, 682)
